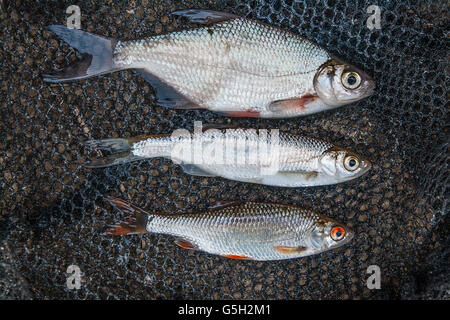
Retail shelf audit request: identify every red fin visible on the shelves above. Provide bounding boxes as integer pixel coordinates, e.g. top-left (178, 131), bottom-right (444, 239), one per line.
top-left (298, 94), bottom-right (317, 107)
top-left (104, 224), bottom-right (136, 235)
top-left (104, 197), bottom-right (149, 235)
top-left (223, 254), bottom-right (252, 260)
top-left (174, 239), bottom-right (196, 250)
top-left (268, 95), bottom-right (318, 112)
top-left (220, 110), bottom-right (261, 118)
top-left (274, 245), bottom-right (307, 254)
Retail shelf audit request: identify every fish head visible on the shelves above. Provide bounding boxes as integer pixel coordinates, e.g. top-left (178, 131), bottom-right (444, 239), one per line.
top-left (314, 58), bottom-right (375, 107)
top-left (319, 147), bottom-right (371, 183)
top-left (306, 217), bottom-right (354, 252)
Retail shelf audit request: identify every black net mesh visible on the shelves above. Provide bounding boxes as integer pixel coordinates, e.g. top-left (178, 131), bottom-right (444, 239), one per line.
top-left (0, 0), bottom-right (448, 299)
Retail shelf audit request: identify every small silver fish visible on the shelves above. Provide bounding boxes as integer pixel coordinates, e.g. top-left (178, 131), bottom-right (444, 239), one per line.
top-left (43, 9), bottom-right (375, 118)
top-left (84, 127), bottom-right (371, 187)
top-left (105, 198), bottom-right (353, 261)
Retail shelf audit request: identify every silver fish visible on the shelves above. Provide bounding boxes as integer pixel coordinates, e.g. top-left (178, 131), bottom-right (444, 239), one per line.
top-left (84, 127), bottom-right (371, 187)
top-left (105, 198), bottom-right (353, 261)
top-left (43, 9), bottom-right (375, 118)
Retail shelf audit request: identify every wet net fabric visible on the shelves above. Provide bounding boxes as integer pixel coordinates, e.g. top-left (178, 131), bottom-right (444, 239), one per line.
top-left (0, 0), bottom-right (448, 299)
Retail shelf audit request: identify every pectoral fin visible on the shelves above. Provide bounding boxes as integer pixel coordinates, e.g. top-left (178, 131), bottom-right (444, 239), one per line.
top-left (171, 9), bottom-right (238, 25)
top-left (268, 95), bottom-right (318, 113)
top-left (274, 246), bottom-right (308, 254)
top-left (180, 163), bottom-right (217, 177)
top-left (278, 171), bottom-right (318, 181)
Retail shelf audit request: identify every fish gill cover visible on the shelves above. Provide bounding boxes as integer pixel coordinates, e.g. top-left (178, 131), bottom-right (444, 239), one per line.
top-left (0, 0), bottom-right (448, 299)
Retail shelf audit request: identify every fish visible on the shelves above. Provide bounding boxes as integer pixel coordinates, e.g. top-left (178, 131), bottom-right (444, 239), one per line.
top-left (84, 126), bottom-right (371, 187)
top-left (42, 9), bottom-right (375, 118)
top-left (104, 198), bottom-right (354, 261)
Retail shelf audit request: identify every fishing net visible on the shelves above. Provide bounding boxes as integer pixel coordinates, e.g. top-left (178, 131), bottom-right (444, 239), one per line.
top-left (0, 0), bottom-right (448, 299)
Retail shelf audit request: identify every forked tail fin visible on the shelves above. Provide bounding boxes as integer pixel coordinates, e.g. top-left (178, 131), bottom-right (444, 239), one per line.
top-left (83, 136), bottom-right (150, 168)
top-left (42, 25), bottom-right (120, 82)
top-left (104, 197), bottom-right (149, 235)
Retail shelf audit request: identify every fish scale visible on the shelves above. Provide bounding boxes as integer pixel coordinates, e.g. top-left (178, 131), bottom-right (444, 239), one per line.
top-left (151, 203), bottom-right (319, 260)
top-left (43, 10), bottom-right (374, 118)
top-left (113, 18), bottom-right (330, 112)
top-left (106, 200), bottom-right (352, 261)
top-left (131, 129), bottom-right (334, 184)
top-left (84, 128), bottom-right (370, 187)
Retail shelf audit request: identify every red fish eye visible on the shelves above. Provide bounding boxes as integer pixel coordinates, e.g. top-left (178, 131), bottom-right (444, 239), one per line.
top-left (331, 226), bottom-right (345, 241)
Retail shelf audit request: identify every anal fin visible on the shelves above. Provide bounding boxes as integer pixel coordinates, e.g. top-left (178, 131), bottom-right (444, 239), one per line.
top-left (174, 239), bottom-right (197, 250)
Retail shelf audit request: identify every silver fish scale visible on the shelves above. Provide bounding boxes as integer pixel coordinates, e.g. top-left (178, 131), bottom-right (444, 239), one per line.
top-left (146, 202), bottom-right (321, 260)
top-left (276, 131), bottom-right (333, 172)
top-left (113, 18), bottom-right (330, 111)
top-left (131, 129), bottom-right (333, 176)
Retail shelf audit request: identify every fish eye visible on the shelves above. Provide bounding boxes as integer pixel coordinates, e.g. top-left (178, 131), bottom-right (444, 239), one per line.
top-left (344, 155), bottom-right (359, 171)
top-left (330, 226), bottom-right (346, 241)
top-left (341, 71), bottom-right (361, 90)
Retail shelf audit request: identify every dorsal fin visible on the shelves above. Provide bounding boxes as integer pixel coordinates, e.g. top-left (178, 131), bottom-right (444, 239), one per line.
top-left (171, 9), bottom-right (239, 25)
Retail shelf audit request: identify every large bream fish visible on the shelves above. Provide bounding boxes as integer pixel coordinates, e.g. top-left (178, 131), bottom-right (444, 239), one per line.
top-left (84, 127), bottom-right (371, 187)
top-left (43, 9), bottom-right (375, 118)
top-left (105, 198), bottom-right (353, 261)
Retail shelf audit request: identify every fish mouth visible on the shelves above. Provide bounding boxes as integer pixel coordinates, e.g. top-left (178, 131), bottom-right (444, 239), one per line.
top-left (360, 78), bottom-right (376, 99)
top-left (353, 65), bottom-right (376, 101)
top-left (358, 159), bottom-right (372, 177)
top-left (345, 228), bottom-right (354, 243)
top-left (366, 78), bottom-right (376, 94)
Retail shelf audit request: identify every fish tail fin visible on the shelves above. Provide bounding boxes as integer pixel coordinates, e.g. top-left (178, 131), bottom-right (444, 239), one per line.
top-left (42, 25), bottom-right (120, 82)
top-left (104, 197), bottom-right (149, 235)
top-left (83, 136), bottom-right (150, 168)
